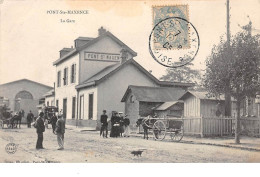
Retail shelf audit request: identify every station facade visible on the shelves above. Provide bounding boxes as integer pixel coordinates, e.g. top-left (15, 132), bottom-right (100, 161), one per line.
top-left (53, 27), bottom-right (193, 129)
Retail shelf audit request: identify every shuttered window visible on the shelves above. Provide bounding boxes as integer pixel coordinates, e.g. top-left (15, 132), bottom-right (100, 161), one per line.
top-left (63, 67), bottom-right (68, 85)
top-left (57, 71), bottom-right (61, 87)
top-left (71, 64), bottom-right (76, 83)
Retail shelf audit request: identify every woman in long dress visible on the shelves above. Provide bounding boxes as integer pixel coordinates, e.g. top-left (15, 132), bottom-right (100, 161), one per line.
top-left (110, 112), bottom-right (117, 137)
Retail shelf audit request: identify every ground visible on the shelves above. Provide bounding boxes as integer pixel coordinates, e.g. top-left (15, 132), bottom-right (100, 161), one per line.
top-left (0, 125), bottom-right (260, 163)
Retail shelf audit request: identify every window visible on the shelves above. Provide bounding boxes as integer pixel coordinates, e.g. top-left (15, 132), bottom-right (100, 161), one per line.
top-left (130, 95), bottom-right (134, 103)
top-left (63, 67), bottom-right (68, 85)
top-left (71, 64), bottom-right (76, 83)
top-left (57, 71), bottom-right (61, 87)
top-left (47, 101), bottom-right (49, 106)
top-left (88, 93), bottom-right (94, 120)
top-left (72, 96), bottom-right (76, 119)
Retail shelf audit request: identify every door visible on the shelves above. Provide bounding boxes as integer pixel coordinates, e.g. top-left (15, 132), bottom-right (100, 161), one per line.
top-left (63, 98), bottom-right (67, 119)
top-left (88, 94), bottom-right (93, 119)
top-left (79, 95), bottom-right (84, 119)
top-left (72, 97), bottom-right (76, 119)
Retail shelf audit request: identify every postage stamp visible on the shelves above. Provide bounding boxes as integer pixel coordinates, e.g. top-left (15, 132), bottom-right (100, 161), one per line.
top-left (149, 16), bottom-right (200, 68)
top-left (152, 5), bottom-right (190, 50)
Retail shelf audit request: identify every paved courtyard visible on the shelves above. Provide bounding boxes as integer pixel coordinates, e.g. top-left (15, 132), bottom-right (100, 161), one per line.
top-left (0, 125), bottom-right (260, 163)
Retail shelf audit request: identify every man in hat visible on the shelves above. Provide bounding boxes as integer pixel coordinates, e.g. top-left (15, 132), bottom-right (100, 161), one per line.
top-left (26, 110), bottom-right (34, 128)
top-left (55, 114), bottom-right (65, 150)
top-left (100, 110), bottom-right (108, 138)
top-left (35, 112), bottom-right (45, 149)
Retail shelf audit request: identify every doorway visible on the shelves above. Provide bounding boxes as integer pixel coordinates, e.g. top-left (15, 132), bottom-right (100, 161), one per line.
top-left (63, 98), bottom-right (67, 119)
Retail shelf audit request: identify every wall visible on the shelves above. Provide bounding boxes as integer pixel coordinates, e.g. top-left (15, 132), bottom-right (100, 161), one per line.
top-left (55, 54), bottom-right (79, 119)
top-left (0, 80), bottom-right (52, 117)
top-left (78, 87), bottom-right (98, 120)
top-left (125, 94), bottom-right (139, 127)
top-left (45, 95), bottom-right (55, 106)
top-left (183, 95), bottom-right (201, 117)
top-left (139, 102), bottom-right (161, 117)
top-left (155, 104), bottom-right (183, 118)
top-left (200, 100), bottom-right (225, 117)
top-left (79, 36), bottom-right (133, 83)
top-left (97, 63), bottom-right (158, 124)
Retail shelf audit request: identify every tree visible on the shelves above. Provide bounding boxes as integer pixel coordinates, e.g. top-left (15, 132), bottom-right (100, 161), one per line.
top-left (160, 63), bottom-right (202, 89)
top-left (204, 26), bottom-right (260, 144)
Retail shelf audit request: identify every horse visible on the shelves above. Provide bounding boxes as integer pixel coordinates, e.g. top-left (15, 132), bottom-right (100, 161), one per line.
top-left (12, 112), bottom-right (22, 128)
top-left (136, 116), bottom-right (157, 140)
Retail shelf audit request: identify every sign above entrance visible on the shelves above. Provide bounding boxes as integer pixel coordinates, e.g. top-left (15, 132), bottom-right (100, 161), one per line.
top-left (84, 52), bottom-right (120, 62)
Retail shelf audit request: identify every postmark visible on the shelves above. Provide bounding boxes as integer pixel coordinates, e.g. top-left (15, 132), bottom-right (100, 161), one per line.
top-left (153, 5), bottom-right (190, 49)
top-left (5, 143), bottom-right (18, 154)
top-left (149, 16), bottom-right (200, 68)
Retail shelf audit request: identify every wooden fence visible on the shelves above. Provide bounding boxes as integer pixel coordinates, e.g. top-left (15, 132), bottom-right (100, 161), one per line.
top-left (240, 117), bottom-right (260, 136)
top-left (183, 116), bottom-right (260, 137)
top-left (136, 116), bottom-right (260, 137)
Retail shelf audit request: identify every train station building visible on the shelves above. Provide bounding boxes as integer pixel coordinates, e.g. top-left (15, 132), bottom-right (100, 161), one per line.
top-left (0, 79), bottom-right (52, 118)
top-left (52, 27), bottom-right (193, 129)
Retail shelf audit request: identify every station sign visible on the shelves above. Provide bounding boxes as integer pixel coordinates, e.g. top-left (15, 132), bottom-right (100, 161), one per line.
top-left (84, 52), bottom-right (120, 62)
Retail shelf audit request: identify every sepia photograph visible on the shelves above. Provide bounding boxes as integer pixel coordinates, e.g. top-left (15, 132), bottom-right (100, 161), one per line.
top-left (0, 0), bottom-right (260, 168)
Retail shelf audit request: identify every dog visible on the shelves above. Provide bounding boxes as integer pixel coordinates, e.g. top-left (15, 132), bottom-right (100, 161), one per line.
top-left (131, 150), bottom-right (143, 157)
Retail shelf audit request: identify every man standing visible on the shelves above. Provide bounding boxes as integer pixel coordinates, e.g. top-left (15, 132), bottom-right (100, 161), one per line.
top-left (51, 114), bottom-right (58, 133)
top-left (35, 112), bottom-right (45, 149)
top-left (100, 110), bottom-right (108, 138)
top-left (55, 114), bottom-right (65, 150)
top-left (26, 110), bottom-right (34, 128)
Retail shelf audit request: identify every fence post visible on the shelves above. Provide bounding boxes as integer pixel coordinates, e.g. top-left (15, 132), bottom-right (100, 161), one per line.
top-left (220, 116), bottom-right (223, 137)
top-left (200, 116), bottom-right (204, 138)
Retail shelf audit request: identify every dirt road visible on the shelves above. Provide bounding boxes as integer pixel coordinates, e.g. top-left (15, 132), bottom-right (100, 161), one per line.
top-left (0, 125), bottom-right (259, 162)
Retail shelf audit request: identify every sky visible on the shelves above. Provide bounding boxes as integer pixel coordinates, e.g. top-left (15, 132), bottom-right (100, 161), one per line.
top-left (0, 0), bottom-right (260, 87)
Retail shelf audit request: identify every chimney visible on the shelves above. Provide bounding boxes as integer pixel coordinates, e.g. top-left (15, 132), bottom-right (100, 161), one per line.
top-left (98, 26), bottom-right (107, 36)
top-left (120, 47), bottom-right (128, 64)
top-left (59, 47), bottom-right (74, 58)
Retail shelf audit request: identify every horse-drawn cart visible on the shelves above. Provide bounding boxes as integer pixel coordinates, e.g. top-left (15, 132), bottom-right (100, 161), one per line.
top-left (137, 117), bottom-right (184, 142)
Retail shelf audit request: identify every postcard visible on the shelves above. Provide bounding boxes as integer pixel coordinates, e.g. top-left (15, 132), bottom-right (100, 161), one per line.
top-left (0, 0), bottom-right (260, 164)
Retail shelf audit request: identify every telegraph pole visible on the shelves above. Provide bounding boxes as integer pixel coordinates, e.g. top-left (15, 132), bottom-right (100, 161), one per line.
top-left (225, 0), bottom-right (232, 117)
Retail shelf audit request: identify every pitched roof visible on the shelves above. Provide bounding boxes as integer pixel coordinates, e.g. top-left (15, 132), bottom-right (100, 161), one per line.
top-left (0, 79), bottom-right (52, 89)
top-left (59, 48), bottom-right (74, 52)
top-left (53, 31), bottom-right (137, 65)
top-left (75, 59), bottom-right (194, 89)
top-left (178, 91), bottom-right (230, 101)
top-left (81, 63), bottom-right (121, 85)
top-left (121, 85), bottom-right (186, 102)
top-left (153, 101), bottom-right (184, 111)
top-left (43, 89), bottom-right (54, 97)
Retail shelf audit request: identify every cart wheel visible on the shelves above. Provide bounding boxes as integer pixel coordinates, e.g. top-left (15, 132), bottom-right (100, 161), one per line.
top-left (152, 120), bottom-right (166, 141)
top-left (170, 125), bottom-right (184, 142)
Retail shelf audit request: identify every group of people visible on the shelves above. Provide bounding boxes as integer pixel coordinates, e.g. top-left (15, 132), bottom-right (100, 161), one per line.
top-left (100, 110), bottom-right (130, 138)
top-left (33, 112), bottom-right (65, 150)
